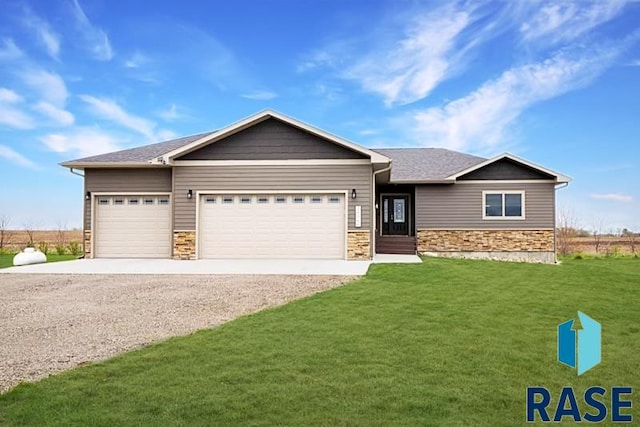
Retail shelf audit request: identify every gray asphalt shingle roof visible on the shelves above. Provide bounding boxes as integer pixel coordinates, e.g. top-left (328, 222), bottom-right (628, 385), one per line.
top-left (63, 132), bottom-right (486, 182)
top-left (373, 148), bottom-right (486, 181)
top-left (62, 132), bottom-right (213, 164)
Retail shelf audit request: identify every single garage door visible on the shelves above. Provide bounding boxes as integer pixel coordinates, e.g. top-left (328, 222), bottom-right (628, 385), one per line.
top-left (199, 193), bottom-right (346, 259)
top-left (94, 195), bottom-right (172, 258)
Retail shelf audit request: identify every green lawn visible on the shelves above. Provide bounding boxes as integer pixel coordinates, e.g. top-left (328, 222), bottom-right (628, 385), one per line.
top-left (0, 258), bottom-right (638, 426)
top-left (0, 253), bottom-right (77, 269)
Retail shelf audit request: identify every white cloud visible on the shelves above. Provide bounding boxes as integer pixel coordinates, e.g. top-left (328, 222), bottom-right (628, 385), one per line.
top-left (0, 144), bottom-right (37, 168)
top-left (40, 127), bottom-right (122, 157)
top-left (33, 101), bottom-right (74, 126)
top-left (629, 59), bottom-right (640, 66)
top-left (0, 88), bottom-right (23, 103)
top-left (22, 5), bottom-right (61, 59)
top-left (79, 95), bottom-right (157, 139)
top-left (123, 51), bottom-right (148, 69)
top-left (157, 104), bottom-right (183, 121)
top-left (22, 69), bottom-right (69, 106)
top-left (590, 193), bottom-right (634, 203)
top-left (240, 90), bottom-right (278, 101)
top-left (0, 38), bottom-right (24, 61)
top-left (70, 0), bottom-right (113, 61)
top-left (0, 105), bottom-right (34, 129)
top-left (520, 1), bottom-right (626, 44)
top-left (405, 46), bottom-right (622, 152)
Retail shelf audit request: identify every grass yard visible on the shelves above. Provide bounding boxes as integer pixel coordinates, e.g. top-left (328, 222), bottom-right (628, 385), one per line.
top-left (0, 258), bottom-right (638, 426)
top-left (0, 253), bottom-right (77, 269)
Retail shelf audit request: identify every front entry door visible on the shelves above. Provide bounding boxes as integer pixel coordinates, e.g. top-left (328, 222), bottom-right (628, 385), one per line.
top-left (382, 195), bottom-right (409, 235)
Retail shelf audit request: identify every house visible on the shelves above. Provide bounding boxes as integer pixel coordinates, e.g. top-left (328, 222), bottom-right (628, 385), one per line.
top-left (61, 110), bottom-right (570, 263)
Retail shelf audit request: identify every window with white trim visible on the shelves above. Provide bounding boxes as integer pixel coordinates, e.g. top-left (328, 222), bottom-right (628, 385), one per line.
top-left (483, 191), bottom-right (524, 219)
top-left (328, 196), bottom-right (341, 203)
top-left (311, 196), bottom-right (322, 203)
top-left (240, 196), bottom-right (251, 204)
top-left (293, 196), bottom-right (304, 203)
top-left (275, 196), bottom-right (286, 204)
top-left (144, 198), bottom-right (155, 205)
top-left (257, 197), bottom-right (269, 204)
top-left (223, 197), bottom-right (234, 204)
top-left (158, 198), bottom-right (170, 205)
top-left (114, 198), bottom-right (124, 205)
top-left (128, 198), bottom-right (139, 205)
top-left (98, 198), bottom-right (109, 205)
top-left (205, 197), bottom-right (216, 204)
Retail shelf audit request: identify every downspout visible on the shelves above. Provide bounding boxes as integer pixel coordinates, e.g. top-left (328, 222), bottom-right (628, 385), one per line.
top-left (371, 162), bottom-right (392, 259)
top-left (69, 168), bottom-right (84, 177)
top-left (554, 182), bottom-right (569, 263)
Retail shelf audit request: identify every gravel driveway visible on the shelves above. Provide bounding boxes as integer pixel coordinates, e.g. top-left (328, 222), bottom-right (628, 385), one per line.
top-left (0, 274), bottom-right (353, 393)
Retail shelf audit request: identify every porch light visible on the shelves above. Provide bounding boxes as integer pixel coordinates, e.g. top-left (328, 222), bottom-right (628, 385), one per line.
top-left (187, 189), bottom-right (193, 199)
top-left (351, 189), bottom-right (357, 199)
top-left (85, 191), bottom-right (91, 201)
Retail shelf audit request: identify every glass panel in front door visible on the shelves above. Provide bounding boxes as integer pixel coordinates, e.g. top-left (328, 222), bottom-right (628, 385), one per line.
top-left (393, 199), bottom-right (405, 223)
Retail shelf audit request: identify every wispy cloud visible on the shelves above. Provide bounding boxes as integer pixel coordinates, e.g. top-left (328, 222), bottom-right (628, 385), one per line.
top-left (40, 127), bottom-right (122, 158)
top-left (21, 69), bottom-right (69, 106)
top-left (404, 45), bottom-right (625, 152)
top-left (0, 144), bottom-right (37, 169)
top-left (0, 88), bottom-right (34, 129)
top-left (21, 5), bottom-right (61, 59)
top-left (591, 193), bottom-right (634, 203)
top-left (123, 51), bottom-right (148, 69)
top-left (520, 1), bottom-right (626, 44)
top-left (157, 104), bottom-right (187, 122)
top-left (79, 95), bottom-right (162, 140)
top-left (240, 90), bottom-right (278, 101)
top-left (628, 59), bottom-right (640, 66)
top-left (0, 38), bottom-right (24, 61)
top-left (33, 101), bottom-right (74, 126)
top-left (70, 0), bottom-right (113, 61)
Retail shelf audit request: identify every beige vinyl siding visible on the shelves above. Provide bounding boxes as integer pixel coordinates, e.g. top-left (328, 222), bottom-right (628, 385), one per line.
top-left (176, 118), bottom-right (365, 160)
top-left (174, 164), bottom-right (372, 230)
top-left (84, 168), bottom-right (172, 230)
top-left (415, 182), bottom-right (555, 229)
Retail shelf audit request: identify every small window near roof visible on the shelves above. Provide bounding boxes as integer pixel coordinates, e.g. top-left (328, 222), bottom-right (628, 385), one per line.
top-left (223, 197), bottom-right (234, 204)
top-left (98, 198), bottom-right (109, 205)
top-left (311, 196), bottom-right (322, 203)
top-left (144, 198), bottom-right (154, 205)
top-left (158, 198), bottom-right (169, 205)
top-left (240, 196), bottom-right (251, 204)
top-left (293, 196), bottom-right (304, 204)
top-left (328, 196), bottom-right (340, 203)
top-left (205, 197), bottom-right (216, 204)
top-left (275, 196), bottom-right (286, 204)
top-left (114, 198), bottom-right (124, 205)
top-left (483, 191), bottom-right (524, 219)
top-left (128, 198), bottom-right (139, 205)
top-left (258, 197), bottom-right (269, 204)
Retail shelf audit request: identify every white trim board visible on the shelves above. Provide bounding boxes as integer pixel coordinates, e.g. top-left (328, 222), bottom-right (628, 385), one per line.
top-left (172, 159), bottom-right (372, 166)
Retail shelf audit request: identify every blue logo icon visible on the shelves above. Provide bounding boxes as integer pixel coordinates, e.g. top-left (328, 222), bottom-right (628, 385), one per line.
top-left (558, 311), bottom-right (601, 375)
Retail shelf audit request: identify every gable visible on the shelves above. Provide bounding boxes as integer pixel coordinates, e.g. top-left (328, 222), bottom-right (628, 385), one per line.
top-left (457, 158), bottom-right (554, 180)
top-left (176, 118), bottom-right (367, 161)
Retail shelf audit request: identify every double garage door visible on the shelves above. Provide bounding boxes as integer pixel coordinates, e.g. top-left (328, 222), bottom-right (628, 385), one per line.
top-left (199, 193), bottom-right (346, 259)
top-left (94, 195), bottom-right (172, 258)
top-left (93, 192), bottom-right (346, 259)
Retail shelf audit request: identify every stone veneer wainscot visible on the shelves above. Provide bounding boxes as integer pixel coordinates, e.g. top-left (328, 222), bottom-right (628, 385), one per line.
top-left (173, 231), bottom-right (196, 260)
top-left (347, 230), bottom-right (371, 260)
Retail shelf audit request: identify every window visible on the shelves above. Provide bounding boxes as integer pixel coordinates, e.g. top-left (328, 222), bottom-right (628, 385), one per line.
top-left (258, 197), bottom-right (269, 204)
top-left (240, 197), bottom-right (251, 204)
top-left (293, 196), bottom-right (304, 203)
top-left (158, 198), bottom-right (170, 205)
top-left (311, 196), bottom-right (322, 203)
top-left (98, 198), bottom-right (109, 205)
top-left (128, 198), bottom-right (139, 205)
top-left (275, 196), bottom-right (286, 204)
top-left (114, 198), bottom-right (124, 205)
top-left (329, 196), bottom-right (341, 203)
top-left (144, 198), bottom-right (155, 205)
top-left (483, 191), bottom-right (524, 219)
top-left (223, 197), bottom-right (234, 204)
top-left (205, 197), bottom-right (216, 204)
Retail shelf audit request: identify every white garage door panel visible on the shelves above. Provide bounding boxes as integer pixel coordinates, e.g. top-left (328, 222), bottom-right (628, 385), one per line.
top-left (200, 194), bottom-right (345, 259)
top-left (95, 196), bottom-right (171, 258)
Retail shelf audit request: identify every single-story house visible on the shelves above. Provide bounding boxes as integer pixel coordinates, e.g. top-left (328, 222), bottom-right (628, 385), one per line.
top-left (61, 110), bottom-right (570, 263)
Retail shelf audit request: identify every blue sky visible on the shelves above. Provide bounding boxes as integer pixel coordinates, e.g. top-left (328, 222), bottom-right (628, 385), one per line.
top-left (0, 0), bottom-right (638, 231)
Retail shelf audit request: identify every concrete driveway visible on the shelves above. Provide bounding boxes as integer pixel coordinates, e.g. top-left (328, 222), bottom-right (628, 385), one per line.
top-left (0, 273), bottom-right (354, 393)
top-left (0, 258), bottom-right (373, 275)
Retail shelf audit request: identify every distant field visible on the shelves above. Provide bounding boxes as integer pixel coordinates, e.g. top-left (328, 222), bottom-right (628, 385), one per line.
top-left (569, 236), bottom-right (638, 255)
top-left (1, 230), bottom-right (83, 252)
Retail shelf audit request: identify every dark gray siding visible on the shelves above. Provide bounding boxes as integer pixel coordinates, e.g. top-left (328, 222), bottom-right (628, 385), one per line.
top-left (173, 164), bottom-right (372, 230)
top-left (176, 118), bottom-right (366, 160)
top-left (458, 158), bottom-right (554, 180)
top-left (84, 168), bottom-right (172, 230)
top-left (415, 182), bottom-right (555, 229)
